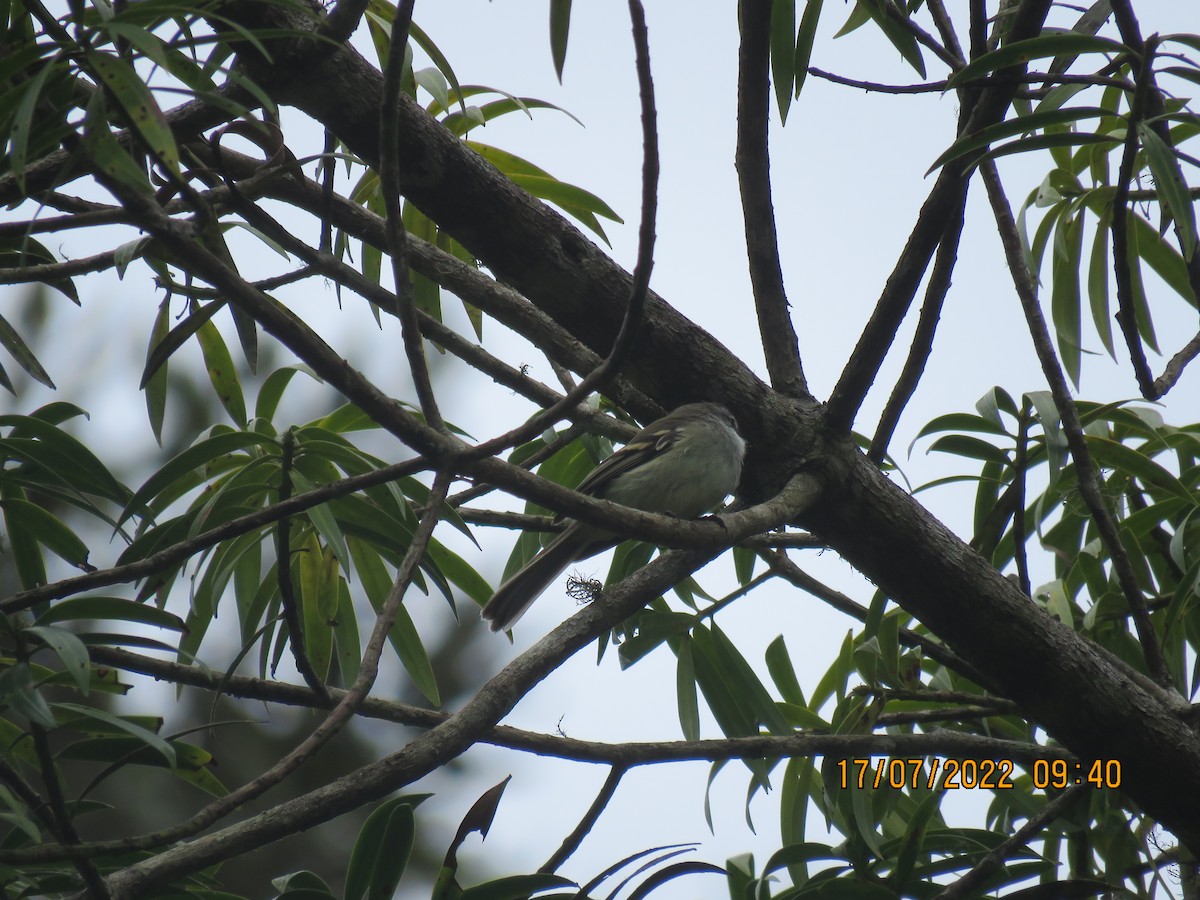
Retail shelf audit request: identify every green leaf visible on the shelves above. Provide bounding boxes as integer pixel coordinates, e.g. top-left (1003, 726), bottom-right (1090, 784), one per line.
top-left (793, 0), bottom-right (824, 98)
top-left (1087, 209), bottom-right (1115, 358)
top-left (1123, 213), bottom-right (1161, 348)
top-left (255, 366), bottom-right (319, 425)
top-left (1138, 122), bottom-right (1197, 261)
top-left (81, 91), bottom-right (153, 195)
top-left (348, 536), bottom-right (440, 702)
top-left (196, 318), bottom-right (248, 427)
top-left (710, 622), bottom-right (792, 735)
top-left (0, 498), bottom-right (91, 569)
top-left (1128, 208), bottom-right (1197, 310)
top-left (86, 50), bottom-right (179, 175)
top-left (1, 490), bottom-right (47, 590)
top-left (765, 635), bottom-right (806, 706)
top-left (1086, 435), bottom-right (1193, 501)
top-left (0, 664), bottom-right (57, 728)
top-left (676, 637), bottom-right (700, 741)
top-left (24, 625), bottom-right (91, 695)
top-left (0, 311), bottom-right (54, 389)
top-left (289, 469), bottom-right (350, 571)
top-left (7, 60), bottom-right (60, 192)
top-left (507, 173), bottom-right (622, 222)
top-left (53, 702), bottom-right (175, 767)
top-left (141, 298), bottom-right (224, 390)
top-left (345, 796), bottom-right (422, 900)
top-left (549, 0), bottom-right (572, 82)
top-left (857, 0), bottom-right (925, 78)
top-left (120, 431), bottom-right (273, 527)
top-left (144, 298), bottom-right (170, 443)
top-left (0, 237), bottom-right (79, 304)
top-left (0, 414), bottom-right (131, 505)
top-left (1051, 212), bottom-right (1084, 388)
top-left (35, 596), bottom-right (187, 633)
top-left (926, 434), bottom-right (1012, 466)
top-left (949, 33), bottom-right (1129, 87)
top-left (298, 533), bottom-right (338, 682)
top-left (927, 107), bottom-right (1113, 174)
top-left (771, 0), bottom-right (796, 122)
top-left (414, 66), bottom-right (450, 111)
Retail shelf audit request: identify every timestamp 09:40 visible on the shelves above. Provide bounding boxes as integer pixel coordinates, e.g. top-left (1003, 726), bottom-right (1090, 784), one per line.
top-left (834, 757), bottom-right (1122, 791)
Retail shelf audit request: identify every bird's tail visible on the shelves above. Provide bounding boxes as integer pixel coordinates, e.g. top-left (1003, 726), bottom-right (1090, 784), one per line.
top-left (481, 531), bottom-right (594, 632)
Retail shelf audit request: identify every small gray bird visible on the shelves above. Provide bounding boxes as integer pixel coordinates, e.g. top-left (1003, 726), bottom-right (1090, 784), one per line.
top-left (481, 402), bottom-right (746, 632)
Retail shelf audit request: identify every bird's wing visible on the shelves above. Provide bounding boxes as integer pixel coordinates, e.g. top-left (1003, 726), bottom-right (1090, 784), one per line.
top-left (571, 419), bottom-right (681, 499)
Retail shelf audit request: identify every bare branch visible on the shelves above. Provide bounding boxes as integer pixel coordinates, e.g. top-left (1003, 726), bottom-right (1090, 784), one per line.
top-left (540, 765), bottom-right (627, 874)
top-left (827, 0), bottom-right (1054, 433)
top-left (735, 0), bottom-right (807, 399)
top-left (759, 548), bottom-right (990, 687)
top-left (463, 0), bottom-right (660, 462)
top-left (868, 186), bottom-right (968, 462)
top-left (380, 0), bottom-right (443, 430)
top-left (980, 160), bottom-right (1171, 688)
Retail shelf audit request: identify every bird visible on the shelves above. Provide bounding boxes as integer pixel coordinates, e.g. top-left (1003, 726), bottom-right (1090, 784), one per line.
top-left (481, 402), bottom-right (746, 632)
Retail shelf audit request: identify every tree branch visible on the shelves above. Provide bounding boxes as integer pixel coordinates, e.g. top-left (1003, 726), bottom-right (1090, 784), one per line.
top-left (934, 783), bottom-right (1088, 900)
top-left (735, 0), bottom-right (808, 399)
top-left (826, 0), bottom-right (1054, 433)
top-left (979, 160), bottom-right (1170, 687)
top-left (540, 765), bottom-right (627, 874)
top-left (95, 477), bottom-right (821, 894)
top-left (868, 185), bottom-right (968, 462)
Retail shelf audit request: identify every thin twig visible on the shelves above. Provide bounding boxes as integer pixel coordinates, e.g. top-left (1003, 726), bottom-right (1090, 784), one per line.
top-left (980, 159), bottom-right (1171, 688)
top-left (1110, 39), bottom-right (1159, 397)
top-left (1011, 399), bottom-right (1032, 596)
top-left (807, 68), bottom-right (1127, 96)
top-left (379, 0), bottom-right (443, 430)
top-left (759, 548), bottom-right (991, 688)
top-left (274, 428), bottom-right (332, 701)
top-left (29, 724), bottom-right (111, 898)
top-left (1152, 328), bottom-right (1200, 395)
top-left (735, 0), bottom-right (807, 398)
top-left (934, 783), bottom-right (1087, 900)
top-left (462, 0), bottom-right (660, 463)
top-left (868, 186), bottom-right (967, 463)
top-left (0, 456), bottom-right (432, 615)
top-left (541, 765), bottom-right (627, 874)
top-left (925, 0), bottom-right (964, 61)
top-left (0, 249), bottom-right (126, 283)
